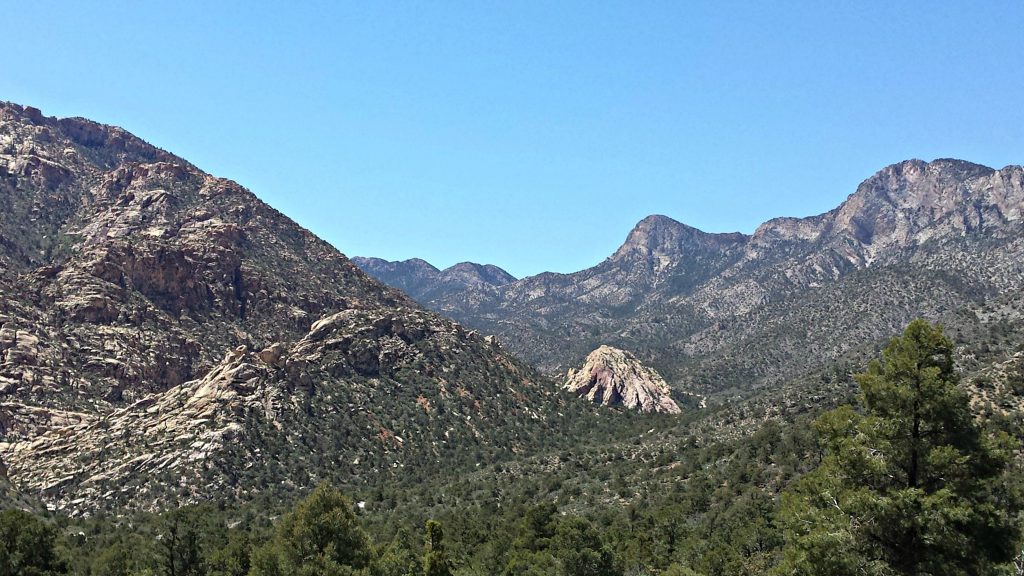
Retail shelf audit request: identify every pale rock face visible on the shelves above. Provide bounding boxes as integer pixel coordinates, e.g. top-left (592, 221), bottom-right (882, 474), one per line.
top-left (564, 345), bottom-right (680, 414)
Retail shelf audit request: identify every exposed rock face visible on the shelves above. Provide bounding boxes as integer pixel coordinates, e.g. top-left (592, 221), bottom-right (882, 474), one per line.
top-left (353, 257), bottom-right (515, 303)
top-left (0, 102), bottom-right (562, 514)
top-left (564, 346), bottom-right (680, 414)
top-left (0, 101), bottom-right (402, 409)
top-left (378, 159), bottom-right (1024, 398)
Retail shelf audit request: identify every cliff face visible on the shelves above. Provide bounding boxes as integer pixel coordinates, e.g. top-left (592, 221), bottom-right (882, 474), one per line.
top-left (0, 102), bottom-right (562, 514)
top-left (564, 345), bottom-right (680, 414)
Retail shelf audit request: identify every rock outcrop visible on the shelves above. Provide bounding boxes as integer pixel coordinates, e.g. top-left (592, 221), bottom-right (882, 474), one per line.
top-left (4, 303), bottom-right (560, 515)
top-left (564, 346), bottom-right (680, 414)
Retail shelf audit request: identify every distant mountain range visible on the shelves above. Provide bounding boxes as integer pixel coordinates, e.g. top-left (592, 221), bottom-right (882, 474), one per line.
top-left (359, 158), bottom-right (1024, 400)
top-left (352, 257), bottom-right (515, 303)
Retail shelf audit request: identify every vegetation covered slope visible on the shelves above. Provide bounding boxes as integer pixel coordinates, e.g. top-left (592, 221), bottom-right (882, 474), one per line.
top-left (1, 103), bottom-right (1021, 575)
top-left (8, 321), bottom-right (1022, 576)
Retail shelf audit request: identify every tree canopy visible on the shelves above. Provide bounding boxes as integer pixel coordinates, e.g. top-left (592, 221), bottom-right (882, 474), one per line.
top-left (250, 483), bottom-right (372, 576)
top-left (777, 319), bottom-right (1022, 575)
top-left (0, 509), bottom-right (67, 576)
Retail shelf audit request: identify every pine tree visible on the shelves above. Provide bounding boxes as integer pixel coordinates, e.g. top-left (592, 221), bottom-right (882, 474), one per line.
top-left (423, 520), bottom-right (452, 576)
top-left (0, 509), bottom-right (67, 575)
top-left (777, 320), bottom-right (1022, 575)
top-left (551, 517), bottom-right (618, 576)
top-left (250, 483), bottom-right (371, 576)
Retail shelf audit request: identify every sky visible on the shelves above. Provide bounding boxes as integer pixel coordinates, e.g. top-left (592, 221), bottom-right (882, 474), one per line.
top-left (4, 1), bottom-right (1023, 278)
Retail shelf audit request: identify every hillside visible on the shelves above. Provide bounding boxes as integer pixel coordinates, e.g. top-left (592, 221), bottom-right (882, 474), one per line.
top-left (1, 103), bottom-right (1021, 576)
top-left (0, 102), bottom-right (569, 514)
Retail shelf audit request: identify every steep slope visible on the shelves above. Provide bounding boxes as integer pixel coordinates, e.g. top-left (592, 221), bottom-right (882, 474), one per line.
top-left (353, 257), bottom-right (515, 303)
top-left (411, 160), bottom-right (1024, 397)
top-left (0, 102), bottom-right (565, 513)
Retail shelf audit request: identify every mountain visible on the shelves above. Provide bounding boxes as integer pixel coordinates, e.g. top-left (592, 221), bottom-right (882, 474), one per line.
top-left (352, 256), bottom-right (515, 303)
top-left (378, 159), bottom-right (1024, 399)
top-left (0, 102), bottom-right (566, 514)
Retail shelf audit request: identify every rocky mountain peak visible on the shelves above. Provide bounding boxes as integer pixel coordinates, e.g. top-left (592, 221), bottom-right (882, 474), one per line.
top-left (851, 158), bottom-right (995, 206)
top-left (611, 215), bottom-right (745, 268)
top-left (0, 102), bottom-right (564, 513)
top-left (827, 158), bottom-right (1019, 252)
top-left (564, 345), bottom-right (681, 414)
top-left (351, 257), bottom-right (441, 276)
top-left (612, 215), bottom-right (693, 259)
top-left (443, 262), bottom-right (517, 286)
top-left (748, 158), bottom-right (1021, 260)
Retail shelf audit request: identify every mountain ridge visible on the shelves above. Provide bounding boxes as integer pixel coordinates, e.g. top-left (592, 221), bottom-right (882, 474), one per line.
top-left (365, 157), bottom-right (1024, 398)
top-left (352, 256), bottom-right (516, 303)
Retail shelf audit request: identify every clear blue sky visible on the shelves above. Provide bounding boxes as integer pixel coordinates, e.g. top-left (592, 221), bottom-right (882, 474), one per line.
top-left (5, 1), bottom-right (1023, 277)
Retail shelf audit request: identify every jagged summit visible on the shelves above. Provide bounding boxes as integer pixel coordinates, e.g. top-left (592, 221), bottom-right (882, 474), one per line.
top-left (564, 345), bottom-right (681, 414)
top-left (611, 215), bottom-right (745, 263)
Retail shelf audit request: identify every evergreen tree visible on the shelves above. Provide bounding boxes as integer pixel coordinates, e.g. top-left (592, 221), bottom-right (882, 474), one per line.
top-left (423, 520), bottom-right (452, 576)
top-left (777, 320), bottom-right (1022, 575)
top-left (208, 531), bottom-right (252, 576)
top-left (515, 502), bottom-right (558, 552)
top-left (250, 483), bottom-right (371, 576)
top-left (371, 537), bottom-right (419, 576)
top-left (162, 508), bottom-right (207, 576)
top-left (0, 509), bottom-right (67, 576)
top-left (90, 542), bottom-right (131, 576)
top-left (551, 517), bottom-right (618, 576)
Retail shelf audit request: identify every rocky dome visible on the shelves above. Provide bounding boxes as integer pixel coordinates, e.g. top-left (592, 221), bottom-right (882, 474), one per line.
top-left (564, 345), bottom-right (681, 414)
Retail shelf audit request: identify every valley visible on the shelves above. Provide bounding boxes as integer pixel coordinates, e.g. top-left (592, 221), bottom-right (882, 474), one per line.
top-left (1, 102), bottom-right (1021, 575)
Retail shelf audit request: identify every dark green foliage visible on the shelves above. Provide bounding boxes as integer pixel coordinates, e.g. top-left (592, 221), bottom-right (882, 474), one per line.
top-left (208, 531), bottom-right (252, 576)
top-left (423, 521), bottom-right (452, 576)
top-left (777, 320), bottom-right (1023, 575)
top-left (0, 509), bottom-right (67, 575)
top-left (371, 533), bottom-right (420, 576)
top-left (515, 503), bottom-right (557, 552)
top-left (550, 517), bottom-right (618, 576)
top-left (11, 319), bottom-right (1021, 576)
top-left (89, 542), bottom-right (130, 576)
top-left (251, 483), bottom-right (372, 576)
top-left (162, 507), bottom-right (213, 576)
